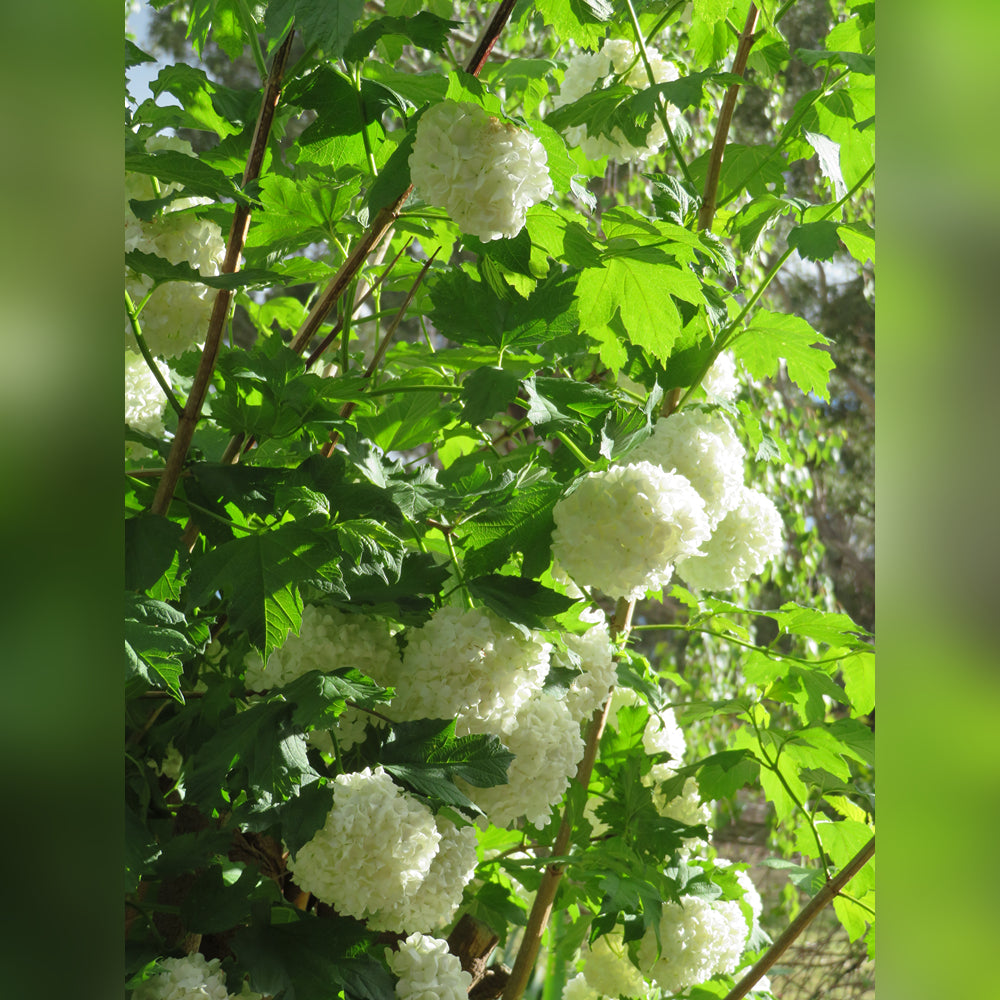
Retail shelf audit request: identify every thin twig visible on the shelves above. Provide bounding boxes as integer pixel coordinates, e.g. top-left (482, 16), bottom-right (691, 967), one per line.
top-left (697, 5), bottom-right (760, 232)
top-left (321, 249), bottom-right (439, 456)
top-left (502, 597), bottom-right (635, 1000)
top-left (722, 836), bottom-right (875, 1000)
top-left (151, 30), bottom-right (296, 517)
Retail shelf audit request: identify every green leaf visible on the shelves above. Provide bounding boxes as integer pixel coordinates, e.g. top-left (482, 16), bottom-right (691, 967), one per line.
top-left (797, 48), bottom-right (875, 75)
top-left (768, 603), bottom-right (868, 645)
top-left (364, 128), bottom-right (414, 216)
top-left (231, 913), bottom-right (394, 1000)
top-left (575, 255), bottom-right (698, 365)
top-left (787, 220), bottom-right (844, 262)
top-left (125, 515), bottom-right (184, 592)
top-left (461, 482), bottom-right (563, 578)
top-left (126, 40), bottom-right (155, 68)
top-left (181, 863), bottom-right (261, 934)
top-left (125, 251), bottom-right (285, 291)
top-left (728, 194), bottom-right (797, 254)
top-left (839, 651), bottom-right (875, 716)
top-left (282, 669), bottom-right (392, 726)
top-left (838, 222), bottom-right (875, 266)
top-left (125, 149), bottom-right (246, 204)
top-left (186, 523), bottom-right (347, 659)
top-left (379, 719), bottom-right (514, 812)
top-left (460, 366), bottom-right (523, 425)
top-left (263, 0), bottom-right (366, 57)
top-left (693, 750), bottom-right (760, 799)
top-left (343, 12), bottom-right (460, 61)
top-left (693, 0), bottom-right (732, 24)
top-left (125, 594), bottom-right (205, 701)
top-left (354, 389), bottom-right (454, 452)
top-left (468, 575), bottom-right (577, 630)
top-left (732, 309), bottom-right (835, 400)
top-left (804, 130), bottom-right (846, 199)
top-left (146, 63), bottom-right (243, 138)
top-left (534, 0), bottom-right (608, 47)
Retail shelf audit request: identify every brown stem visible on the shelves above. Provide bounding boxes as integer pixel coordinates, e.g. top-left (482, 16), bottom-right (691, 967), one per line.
top-left (501, 597), bottom-right (635, 1000)
top-left (722, 836), bottom-right (875, 1000)
top-left (465, 0), bottom-right (518, 76)
top-left (697, 5), bottom-right (760, 232)
top-left (151, 31), bottom-right (295, 517)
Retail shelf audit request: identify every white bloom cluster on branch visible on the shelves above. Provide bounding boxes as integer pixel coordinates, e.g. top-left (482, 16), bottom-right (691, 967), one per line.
top-left (380, 605), bottom-right (550, 736)
top-left (368, 817), bottom-right (479, 933)
top-left (677, 485), bottom-right (784, 592)
top-left (131, 952), bottom-right (250, 1000)
top-left (558, 612), bottom-right (618, 722)
top-left (637, 894), bottom-right (751, 994)
top-left (460, 690), bottom-right (584, 829)
top-left (551, 462), bottom-right (710, 600)
top-left (387, 933), bottom-right (473, 1000)
top-left (554, 38), bottom-right (679, 162)
top-left (244, 604), bottom-right (401, 691)
top-left (125, 136), bottom-right (226, 358)
top-left (288, 767), bottom-right (442, 927)
top-left (125, 349), bottom-right (169, 460)
top-left (580, 930), bottom-right (649, 998)
top-left (630, 409), bottom-right (746, 529)
top-left (409, 100), bottom-right (553, 241)
top-left (701, 350), bottom-right (741, 401)
top-left (561, 973), bottom-right (601, 1000)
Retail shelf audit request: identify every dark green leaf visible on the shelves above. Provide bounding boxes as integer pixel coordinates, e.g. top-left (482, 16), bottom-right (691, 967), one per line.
top-left (125, 251), bottom-right (285, 290)
top-left (182, 863), bottom-right (262, 934)
top-left (468, 575), bottom-right (577, 630)
top-left (460, 366), bottom-right (523, 426)
top-left (282, 670), bottom-right (392, 727)
top-left (343, 12), bottom-right (460, 62)
top-left (126, 40), bottom-right (155, 68)
top-left (125, 515), bottom-right (184, 592)
top-left (694, 750), bottom-right (761, 799)
top-left (186, 523), bottom-right (348, 659)
top-left (146, 63), bottom-right (244, 138)
top-left (125, 149), bottom-right (246, 203)
top-left (365, 128), bottom-right (415, 216)
top-left (263, 0), bottom-right (366, 57)
top-left (787, 219), bottom-right (844, 262)
top-left (232, 913), bottom-right (394, 1000)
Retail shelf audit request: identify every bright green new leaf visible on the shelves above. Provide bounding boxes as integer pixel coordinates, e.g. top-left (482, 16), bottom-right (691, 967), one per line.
top-left (733, 309), bottom-right (835, 400)
top-left (263, 0), bottom-right (366, 57)
top-left (787, 220), bottom-right (844, 262)
top-left (343, 11), bottom-right (460, 62)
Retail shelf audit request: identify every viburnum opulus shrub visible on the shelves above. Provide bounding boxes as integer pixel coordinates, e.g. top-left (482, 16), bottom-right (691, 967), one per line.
top-left (125, 1), bottom-right (875, 998)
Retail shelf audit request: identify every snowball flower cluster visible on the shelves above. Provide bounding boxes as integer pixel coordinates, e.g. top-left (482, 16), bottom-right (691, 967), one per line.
top-left (125, 136), bottom-right (226, 358)
top-left (387, 934), bottom-right (473, 1000)
top-left (554, 39), bottom-right (679, 161)
top-left (637, 894), bottom-right (751, 994)
top-left (556, 611), bottom-right (618, 722)
top-left (552, 462), bottom-right (710, 600)
top-left (581, 930), bottom-right (648, 998)
top-left (701, 350), bottom-right (740, 401)
top-left (409, 100), bottom-right (553, 241)
top-left (460, 690), bottom-right (584, 828)
top-left (131, 952), bottom-right (252, 1000)
top-left (381, 605), bottom-right (550, 736)
top-left (562, 973), bottom-right (600, 1000)
top-left (287, 766), bottom-right (441, 924)
top-left (244, 604), bottom-right (400, 692)
top-left (368, 818), bottom-right (479, 933)
top-left (677, 485), bottom-right (784, 591)
top-left (630, 409), bottom-right (746, 528)
top-left (125, 349), bottom-right (169, 460)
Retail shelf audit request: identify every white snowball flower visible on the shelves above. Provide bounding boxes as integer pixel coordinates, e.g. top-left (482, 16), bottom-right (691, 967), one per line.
top-left (701, 350), bottom-right (740, 401)
top-left (244, 604), bottom-right (401, 692)
top-left (460, 690), bottom-right (585, 829)
top-left (125, 348), bottom-right (169, 460)
top-left (557, 611), bottom-right (618, 722)
top-left (608, 688), bottom-right (687, 764)
top-left (125, 136), bottom-right (226, 359)
top-left (713, 858), bottom-right (764, 930)
top-left (562, 973), bottom-right (600, 1000)
top-left (287, 766), bottom-right (441, 922)
top-left (581, 930), bottom-right (648, 998)
top-left (637, 895), bottom-right (750, 994)
top-left (409, 100), bottom-right (553, 241)
top-left (554, 39), bottom-right (680, 162)
top-left (385, 605), bottom-right (550, 736)
top-left (630, 409), bottom-right (746, 528)
top-left (677, 486), bottom-right (784, 591)
top-left (368, 818), bottom-right (479, 934)
top-left (551, 462), bottom-right (710, 600)
top-left (387, 934), bottom-right (473, 1000)
top-left (131, 953), bottom-right (231, 1000)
